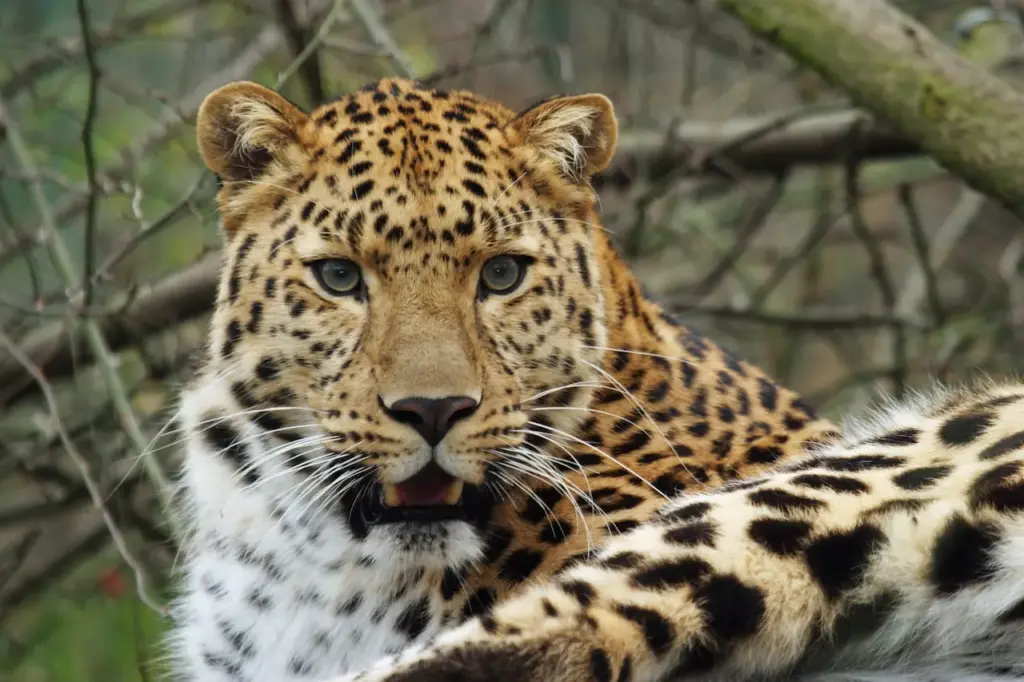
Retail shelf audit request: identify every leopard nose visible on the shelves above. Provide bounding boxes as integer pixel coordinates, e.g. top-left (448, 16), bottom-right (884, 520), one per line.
top-left (380, 396), bottom-right (480, 447)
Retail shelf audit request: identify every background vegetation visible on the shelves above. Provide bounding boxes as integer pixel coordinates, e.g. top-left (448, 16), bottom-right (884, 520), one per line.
top-left (1, 0), bottom-right (1023, 679)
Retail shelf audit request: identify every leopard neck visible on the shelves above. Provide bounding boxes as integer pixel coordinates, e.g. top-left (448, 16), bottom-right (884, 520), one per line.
top-left (582, 230), bottom-right (840, 479)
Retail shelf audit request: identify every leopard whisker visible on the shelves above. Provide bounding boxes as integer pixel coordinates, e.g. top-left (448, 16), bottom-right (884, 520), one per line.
top-left (526, 405), bottom-right (658, 442)
top-left (514, 425), bottom-right (673, 502)
top-left (492, 450), bottom-right (597, 551)
top-left (582, 343), bottom-right (702, 372)
top-left (579, 357), bottom-right (692, 470)
top-left (522, 380), bottom-right (613, 405)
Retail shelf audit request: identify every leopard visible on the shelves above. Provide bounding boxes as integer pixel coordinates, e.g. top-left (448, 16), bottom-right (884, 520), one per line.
top-left (165, 76), bottom-right (1024, 682)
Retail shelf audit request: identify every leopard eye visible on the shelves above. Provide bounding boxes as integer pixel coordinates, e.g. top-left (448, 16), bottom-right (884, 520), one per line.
top-left (310, 258), bottom-right (362, 296)
top-left (480, 255), bottom-right (530, 296)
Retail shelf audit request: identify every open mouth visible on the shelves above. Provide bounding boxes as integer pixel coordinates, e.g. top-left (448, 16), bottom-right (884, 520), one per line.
top-left (376, 462), bottom-right (467, 524)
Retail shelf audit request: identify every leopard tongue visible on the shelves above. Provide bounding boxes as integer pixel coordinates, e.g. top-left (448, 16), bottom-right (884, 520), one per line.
top-left (383, 463), bottom-right (463, 507)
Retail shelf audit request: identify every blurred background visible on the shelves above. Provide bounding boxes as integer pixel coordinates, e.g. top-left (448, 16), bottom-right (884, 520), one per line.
top-left (1, 0), bottom-right (1023, 679)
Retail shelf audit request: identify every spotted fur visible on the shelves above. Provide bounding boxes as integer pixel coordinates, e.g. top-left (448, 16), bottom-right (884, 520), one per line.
top-left (162, 78), bottom-right (1019, 682)
top-left (333, 382), bottom-right (1024, 682)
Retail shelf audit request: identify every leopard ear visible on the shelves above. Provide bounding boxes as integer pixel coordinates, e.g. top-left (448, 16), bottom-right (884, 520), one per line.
top-left (196, 81), bottom-right (308, 183)
top-left (509, 94), bottom-right (618, 182)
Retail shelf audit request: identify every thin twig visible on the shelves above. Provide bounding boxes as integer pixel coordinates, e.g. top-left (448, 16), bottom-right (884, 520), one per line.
top-left (690, 171), bottom-right (789, 298)
top-left (275, 0), bottom-right (348, 88)
top-left (76, 0), bottom-right (101, 308)
top-left (0, 97), bottom-right (178, 526)
top-left (273, 0), bottom-right (327, 103)
top-left (843, 122), bottom-right (907, 397)
top-left (896, 184), bottom-right (946, 327)
top-left (350, 0), bottom-right (417, 78)
top-left (0, 330), bottom-right (167, 617)
top-left (667, 303), bottom-right (920, 330)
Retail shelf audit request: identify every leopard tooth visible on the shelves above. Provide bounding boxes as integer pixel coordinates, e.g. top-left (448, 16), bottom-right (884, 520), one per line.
top-left (444, 479), bottom-right (465, 505)
top-left (382, 484), bottom-right (401, 507)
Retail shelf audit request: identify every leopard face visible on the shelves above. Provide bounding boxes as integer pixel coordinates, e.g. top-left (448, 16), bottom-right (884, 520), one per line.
top-left (194, 78), bottom-right (619, 565)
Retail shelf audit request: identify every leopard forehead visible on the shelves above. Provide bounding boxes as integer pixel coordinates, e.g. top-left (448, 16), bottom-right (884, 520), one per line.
top-left (213, 78), bottom-right (608, 278)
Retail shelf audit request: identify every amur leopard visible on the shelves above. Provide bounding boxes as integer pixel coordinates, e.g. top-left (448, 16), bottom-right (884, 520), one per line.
top-left (166, 77), bottom-right (1024, 682)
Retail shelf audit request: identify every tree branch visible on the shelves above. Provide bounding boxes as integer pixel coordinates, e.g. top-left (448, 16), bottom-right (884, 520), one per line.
top-left (715, 0), bottom-right (1024, 217)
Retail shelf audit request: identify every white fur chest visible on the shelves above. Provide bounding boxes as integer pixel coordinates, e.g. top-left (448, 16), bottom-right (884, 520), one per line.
top-left (166, 385), bottom-right (454, 681)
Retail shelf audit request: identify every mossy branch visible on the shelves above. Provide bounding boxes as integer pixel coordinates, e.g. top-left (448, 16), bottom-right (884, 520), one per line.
top-left (716, 0), bottom-right (1024, 218)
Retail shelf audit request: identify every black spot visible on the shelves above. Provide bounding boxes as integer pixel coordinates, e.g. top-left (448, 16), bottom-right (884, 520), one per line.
top-left (978, 430), bottom-right (1024, 460)
top-left (336, 140), bottom-right (362, 164)
top-left (930, 514), bottom-right (1000, 594)
top-left (204, 421), bottom-right (256, 485)
top-left (344, 178), bottom-right (375, 203)
top-left (590, 648), bottom-right (613, 682)
top-left (746, 445), bottom-right (783, 464)
top-left (660, 501), bottom-right (711, 523)
top-left (791, 473), bottom-right (869, 494)
top-left (255, 356), bottom-right (279, 381)
top-left (605, 519), bottom-right (640, 535)
top-left (749, 488), bottom-right (826, 513)
top-left (596, 493), bottom-right (644, 514)
top-left (829, 590), bottom-right (901, 645)
top-left (601, 551), bottom-right (642, 569)
top-left (893, 465), bottom-right (953, 491)
top-left (440, 566), bottom-right (465, 600)
top-left (748, 517), bottom-right (812, 556)
top-left (663, 521), bottom-right (717, 547)
top-left (202, 652), bottom-right (241, 677)
top-left (499, 548), bottom-right (544, 583)
top-left (561, 580), bottom-right (596, 607)
top-left (575, 243), bottom-right (591, 287)
top-left (646, 381), bottom-right (670, 404)
top-left (865, 428), bottom-right (920, 446)
top-left (614, 604), bottom-right (674, 655)
top-left (337, 592), bottom-right (362, 615)
top-left (481, 526), bottom-right (513, 563)
top-left (221, 320), bottom-right (242, 358)
top-left (395, 597), bottom-right (431, 640)
top-left (611, 431), bottom-right (651, 456)
top-left (998, 597), bottom-right (1024, 623)
top-left (939, 411), bottom-right (995, 446)
top-left (539, 518), bottom-right (573, 544)
top-left (806, 524), bottom-right (886, 600)
top-left (969, 461), bottom-right (1024, 512)
top-left (462, 179), bottom-right (486, 197)
top-left (631, 558), bottom-right (710, 589)
top-left (518, 487), bottom-right (564, 523)
top-left (617, 655), bottom-right (633, 682)
top-left (823, 454), bottom-right (905, 472)
top-left (461, 587), bottom-right (497, 618)
top-left (757, 378), bottom-right (778, 411)
top-left (866, 498), bottom-right (927, 517)
top-left (697, 575), bottom-right (765, 641)
top-left (349, 160), bottom-right (373, 177)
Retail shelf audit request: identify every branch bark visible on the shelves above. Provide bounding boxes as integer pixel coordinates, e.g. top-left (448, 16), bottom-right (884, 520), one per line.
top-left (599, 109), bottom-right (919, 187)
top-left (715, 0), bottom-right (1024, 218)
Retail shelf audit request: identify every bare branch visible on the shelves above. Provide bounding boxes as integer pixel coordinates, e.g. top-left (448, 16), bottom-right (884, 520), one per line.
top-left (0, 97), bottom-right (177, 519)
top-left (0, 330), bottom-right (167, 617)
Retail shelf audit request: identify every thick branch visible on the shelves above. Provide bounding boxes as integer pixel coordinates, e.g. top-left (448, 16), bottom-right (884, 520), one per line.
top-left (716, 0), bottom-right (1024, 217)
top-left (600, 109), bottom-right (918, 187)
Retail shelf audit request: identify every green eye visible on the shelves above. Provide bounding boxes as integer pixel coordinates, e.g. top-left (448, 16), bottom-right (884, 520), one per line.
top-left (480, 255), bottom-right (529, 295)
top-left (310, 258), bottom-right (362, 296)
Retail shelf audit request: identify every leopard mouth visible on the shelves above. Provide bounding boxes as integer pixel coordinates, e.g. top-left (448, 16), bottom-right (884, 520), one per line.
top-left (374, 462), bottom-right (468, 524)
